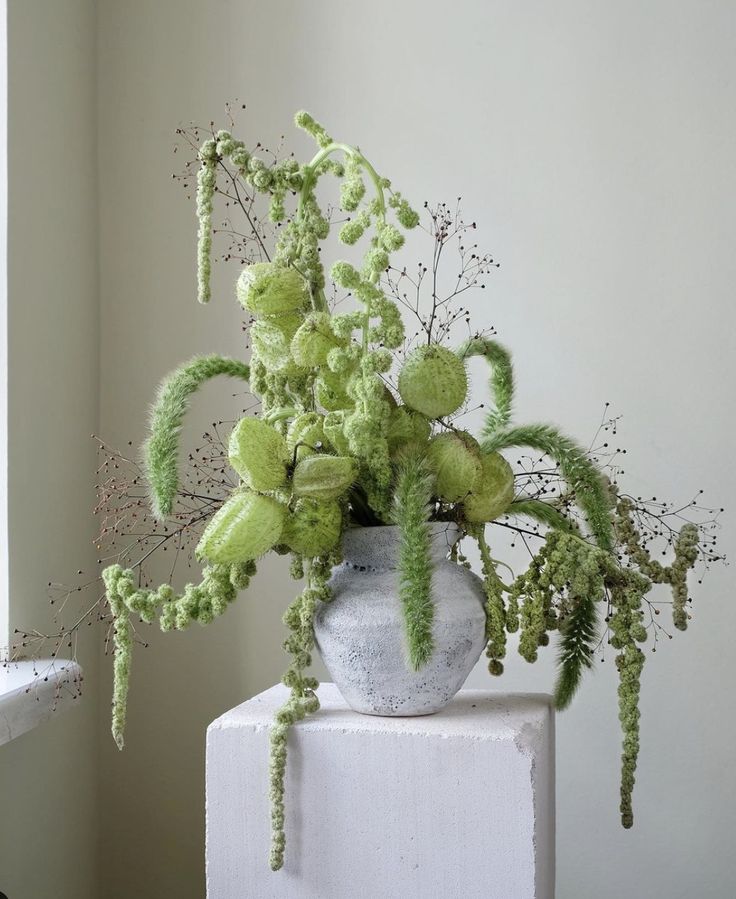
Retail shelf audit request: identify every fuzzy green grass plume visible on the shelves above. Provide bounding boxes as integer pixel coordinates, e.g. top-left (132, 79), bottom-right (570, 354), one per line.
top-left (392, 453), bottom-right (436, 669)
top-left (143, 355), bottom-right (250, 520)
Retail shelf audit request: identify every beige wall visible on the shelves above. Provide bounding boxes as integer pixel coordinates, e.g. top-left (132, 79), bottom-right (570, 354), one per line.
top-left (0, 1), bottom-right (99, 898)
top-left (2, 0), bottom-right (725, 897)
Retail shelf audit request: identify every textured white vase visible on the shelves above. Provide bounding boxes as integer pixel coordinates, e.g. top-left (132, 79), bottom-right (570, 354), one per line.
top-left (314, 522), bottom-right (487, 716)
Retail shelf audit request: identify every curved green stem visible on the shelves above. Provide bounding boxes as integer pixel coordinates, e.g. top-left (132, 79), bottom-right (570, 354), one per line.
top-left (265, 406), bottom-right (298, 425)
top-left (300, 142), bottom-right (386, 218)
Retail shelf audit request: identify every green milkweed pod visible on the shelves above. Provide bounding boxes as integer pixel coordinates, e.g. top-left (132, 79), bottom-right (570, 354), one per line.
top-left (282, 498), bottom-right (342, 556)
top-left (387, 406), bottom-right (431, 453)
top-left (426, 431), bottom-right (482, 502)
top-left (292, 455), bottom-right (356, 501)
top-left (398, 345), bottom-right (468, 419)
top-left (228, 417), bottom-right (289, 491)
top-left (287, 412), bottom-right (328, 461)
top-left (290, 312), bottom-right (343, 368)
top-left (236, 262), bottom-right (308, 315)
top-left (322, 412), bottom-right (351, 455)
top-left (250, 319), bottom-right (294, 371)
top-left (315, 368), bottom-right (354, 412)
top-left (463, 452), bottom-right (515, 523)
top-left (197, 491), bottom-right (286, 563)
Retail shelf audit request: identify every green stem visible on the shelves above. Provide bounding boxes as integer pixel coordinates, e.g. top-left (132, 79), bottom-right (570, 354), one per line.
top-left (298, 141), bottom-right (387, 319)
top-left (265, 406), bottom-right (298, 425)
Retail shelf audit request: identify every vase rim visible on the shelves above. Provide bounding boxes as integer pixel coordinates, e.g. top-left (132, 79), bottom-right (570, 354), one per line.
top-left (340, 521), bottom-right (460, 567)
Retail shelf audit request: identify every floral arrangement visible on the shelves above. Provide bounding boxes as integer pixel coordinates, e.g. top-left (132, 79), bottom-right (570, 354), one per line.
top-left (15, 110), bottom-right (722, 872)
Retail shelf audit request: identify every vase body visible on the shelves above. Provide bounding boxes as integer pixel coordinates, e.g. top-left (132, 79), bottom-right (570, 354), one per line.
top-left (314, 523), bottom-right (487, 716)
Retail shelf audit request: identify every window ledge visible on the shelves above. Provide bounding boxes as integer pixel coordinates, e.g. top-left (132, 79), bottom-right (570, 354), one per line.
top-left (0, 659), bottom-right (83, 746)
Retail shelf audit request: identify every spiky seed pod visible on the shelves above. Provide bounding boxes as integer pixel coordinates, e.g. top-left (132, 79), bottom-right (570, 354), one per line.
top-left (315, 368), bottom-right (354, 412)
top-left (426, 431), bottom-right (482, 502)
top-left (463, 452), bottom-right (516, 522)
top-left (228, 417), bottom-right (289, 490)
top-left (197, 491), bottom-right (286, 563)
top-left (250, 319), bottom-right (296, 371)
top-left (290, 312), bottom-right (343, 368)
top-left (386, 406), bottom-right (432, 453)
top-left (282, 498), bottom-right (342, 556)
top-left (322, 411), bottom-right (351, 455)
top-left (287, 412), bottom-right (328, 461)
top-left (237, 262), bottom-right (309, 315)
top-left (398, 345), bottom-right (468, 419)
top-left (292, 455), bottom-right (356, 501)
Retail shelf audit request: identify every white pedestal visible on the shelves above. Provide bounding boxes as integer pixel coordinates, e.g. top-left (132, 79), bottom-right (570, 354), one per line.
top-left (206, 684), bottom-right (555, 899)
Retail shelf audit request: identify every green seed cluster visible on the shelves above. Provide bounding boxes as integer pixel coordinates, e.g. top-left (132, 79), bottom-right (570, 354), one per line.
top-left (268, 553), bottom-right (336, 871)
top-left (102, 560), bottom-right (255, 749)
top-left (615, 496), bottom-right (699, 631)
top-left (473, 528), bottom-right (507, 674)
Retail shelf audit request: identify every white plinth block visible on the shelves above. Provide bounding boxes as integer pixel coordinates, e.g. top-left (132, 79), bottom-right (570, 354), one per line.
top-left (206, 684), bottom-right (554, 899)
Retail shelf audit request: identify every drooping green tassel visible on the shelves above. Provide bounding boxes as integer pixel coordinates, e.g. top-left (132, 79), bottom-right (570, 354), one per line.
top-left (102, 560), bottom-right (255, 749)
top-left (268, 554), bottom-right (333, 870)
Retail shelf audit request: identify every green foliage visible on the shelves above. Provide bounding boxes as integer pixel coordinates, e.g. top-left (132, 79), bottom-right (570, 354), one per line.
top-left (392, 453), bottom-right (435, 670)
top-left (144, 355), bottom-right (250, 520)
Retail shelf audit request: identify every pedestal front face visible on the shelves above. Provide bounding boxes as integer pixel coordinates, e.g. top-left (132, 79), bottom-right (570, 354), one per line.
top-left (206, 684), bottom-right (555, 899)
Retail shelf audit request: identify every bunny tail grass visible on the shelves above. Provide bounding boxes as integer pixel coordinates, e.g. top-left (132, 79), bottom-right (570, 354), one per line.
top-left (392, 453), bottom-right (435, 670)
top-left (143, 355), bottom-right (250, 519)
top-left (482, 423), bottom-right (614, 552)
top-left (457, 338), bottom-right (514, 435)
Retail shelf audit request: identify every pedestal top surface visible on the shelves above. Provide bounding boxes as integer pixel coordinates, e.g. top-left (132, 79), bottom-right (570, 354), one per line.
top-left (210, 683), bottom-right (553, 744)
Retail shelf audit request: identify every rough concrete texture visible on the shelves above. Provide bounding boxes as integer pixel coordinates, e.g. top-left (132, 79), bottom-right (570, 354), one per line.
top-left (315, 524), bottom-right (488, 715)
top-left (206, 684), bottom-right (555, 898)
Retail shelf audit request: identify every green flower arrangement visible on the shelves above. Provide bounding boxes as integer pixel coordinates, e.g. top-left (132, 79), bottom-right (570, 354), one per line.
top-left (95, 111), bottom-right (715, 871)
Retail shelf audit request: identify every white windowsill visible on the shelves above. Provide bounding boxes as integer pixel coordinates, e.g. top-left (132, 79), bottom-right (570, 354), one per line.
top-left (0, 659), bottom-right (83, 746)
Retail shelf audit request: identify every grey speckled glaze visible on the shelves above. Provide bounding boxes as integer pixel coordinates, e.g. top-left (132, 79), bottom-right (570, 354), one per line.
top-left (314, 523), bottom-right (487, 716)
